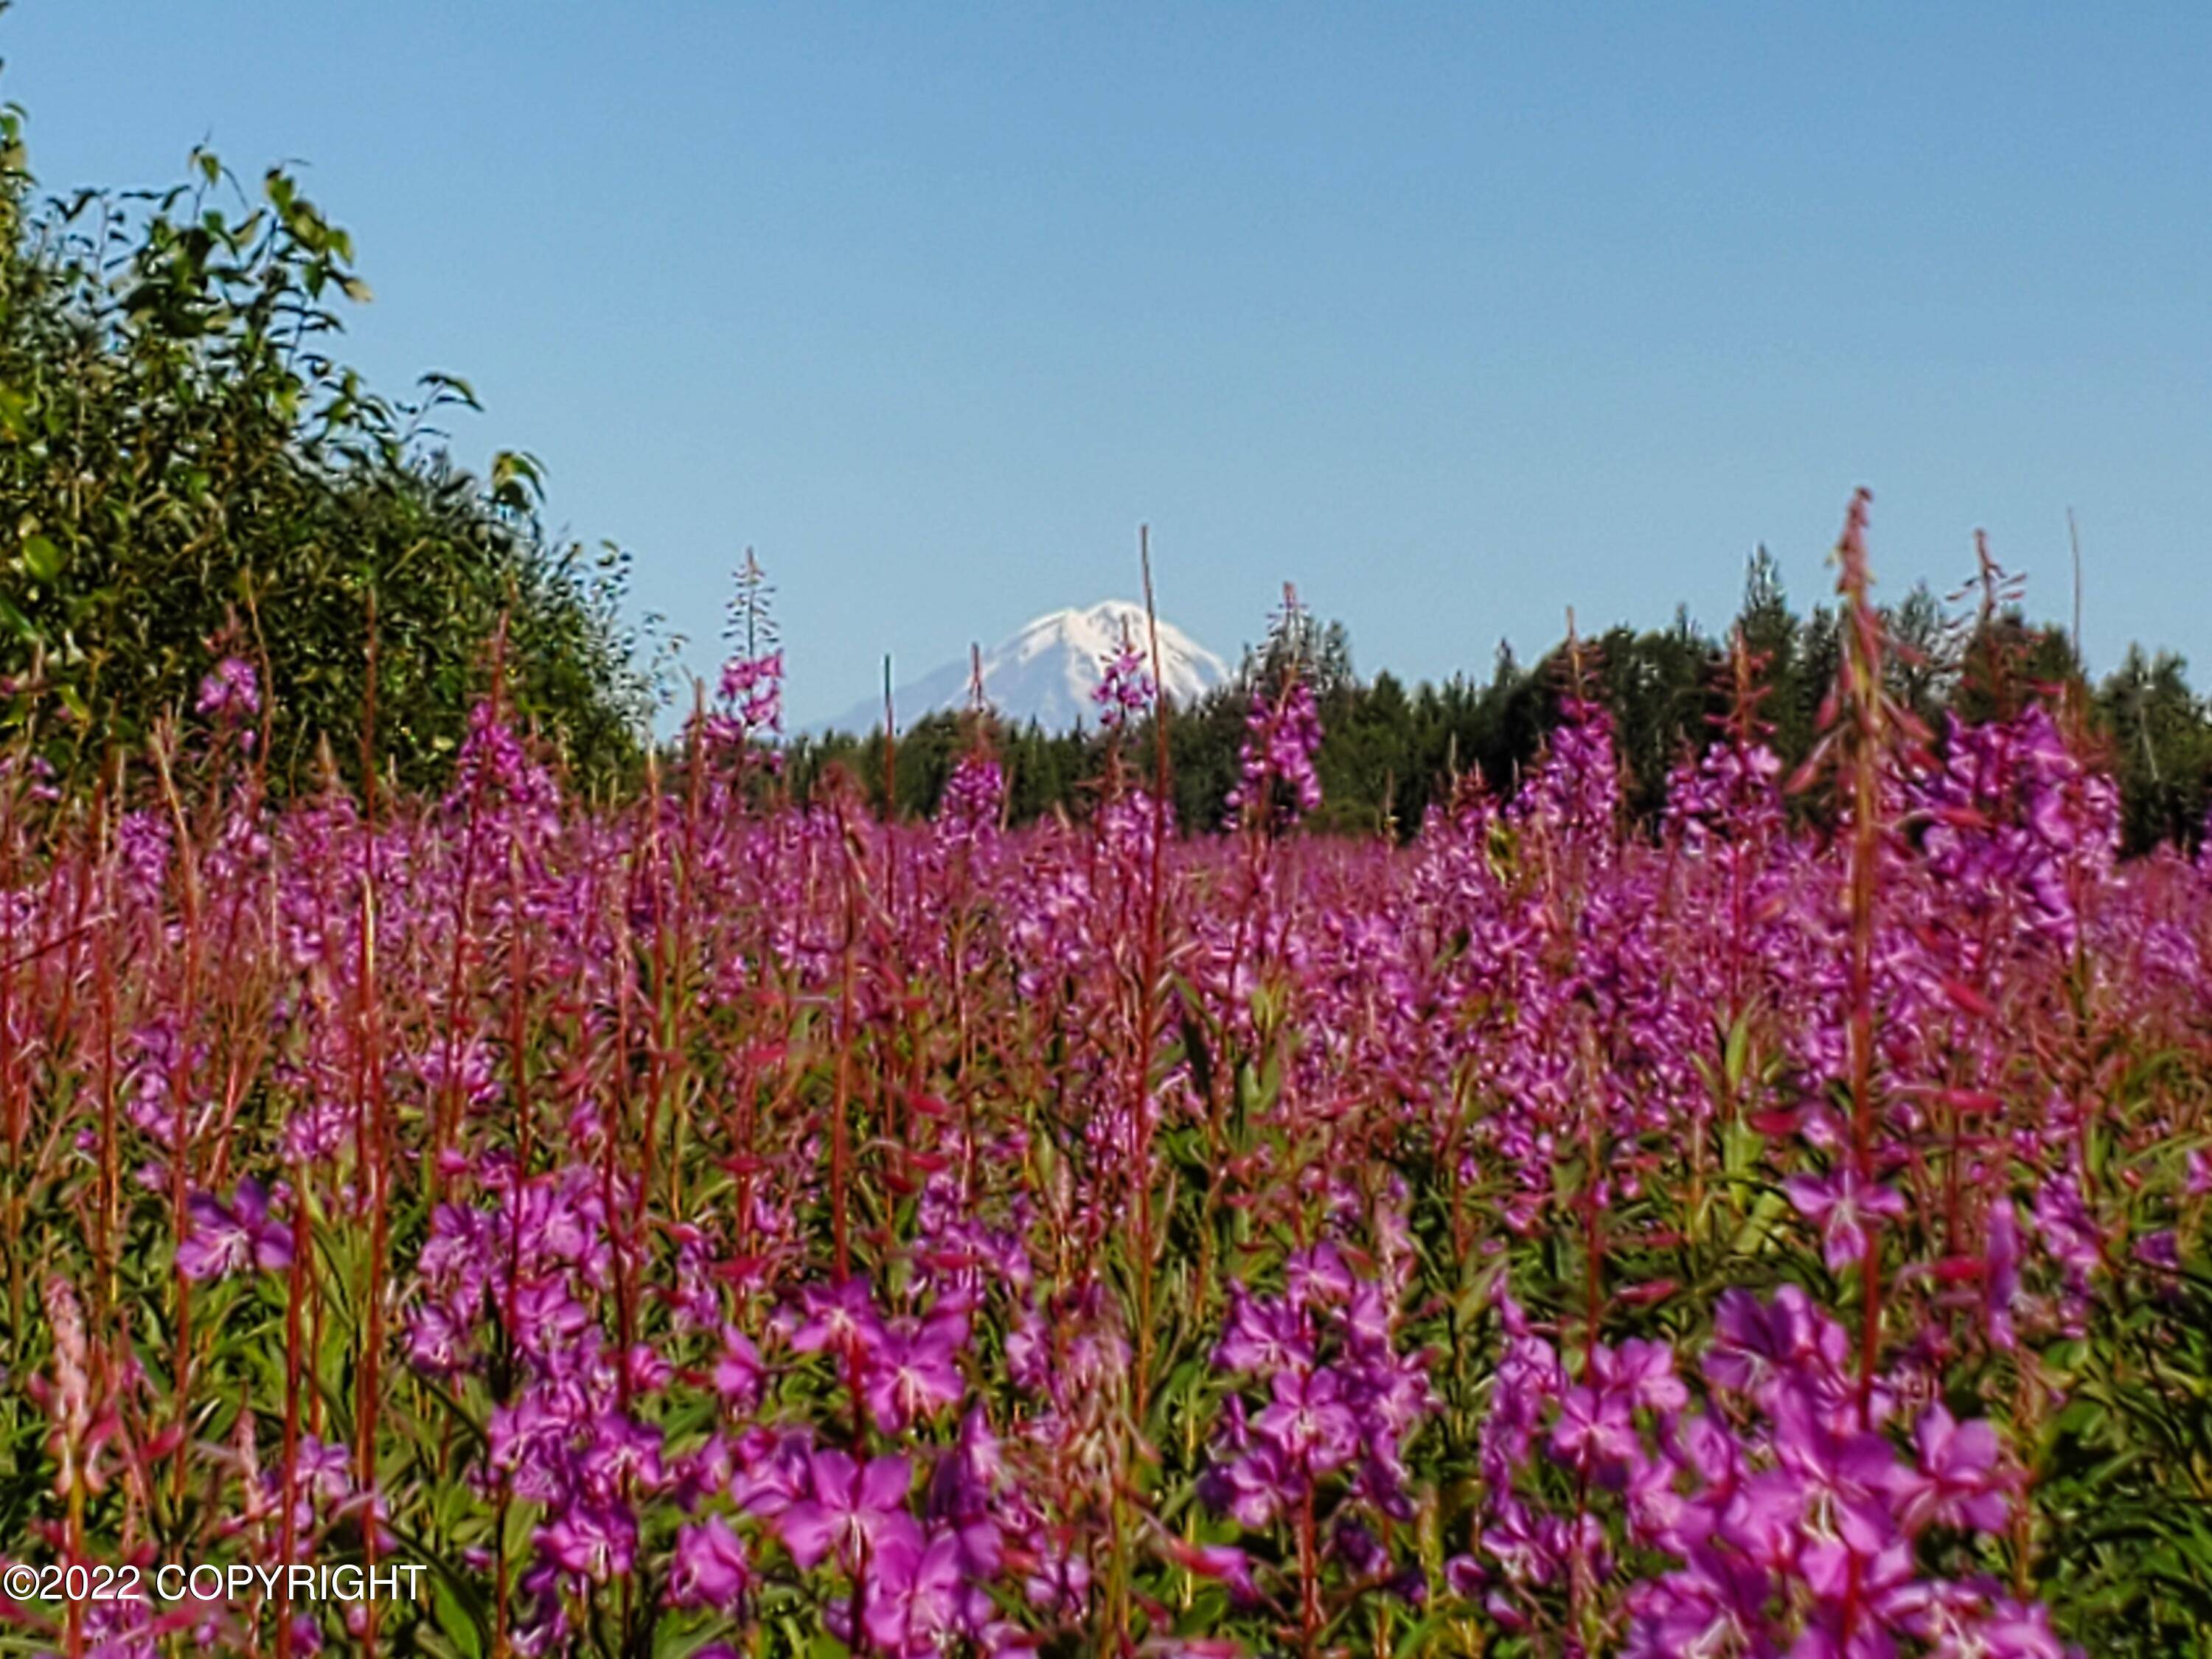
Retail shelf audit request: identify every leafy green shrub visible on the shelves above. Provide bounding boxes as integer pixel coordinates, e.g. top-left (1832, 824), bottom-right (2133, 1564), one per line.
top-left (0, 87), bottom-right (655, 792)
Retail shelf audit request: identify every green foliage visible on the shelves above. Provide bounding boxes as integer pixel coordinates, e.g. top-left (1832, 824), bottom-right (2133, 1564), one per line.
top-left (0, 92), bottom-right (655, 791)
top-left (2098, 647), bottom-right (2212, 854)
top-left (2037, 1261), bottom-right (2212, 1656)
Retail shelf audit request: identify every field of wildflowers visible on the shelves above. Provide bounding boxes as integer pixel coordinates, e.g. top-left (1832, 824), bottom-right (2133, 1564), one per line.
top-left (2, 498), bottom-right (2210, 1658)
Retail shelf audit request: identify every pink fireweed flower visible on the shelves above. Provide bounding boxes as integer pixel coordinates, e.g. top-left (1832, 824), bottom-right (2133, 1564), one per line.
top-left (1794, 1535), bottom-right (1917, 1649)
top-left (1548, 1382), bottom-right (1641, 1472)
top-left (1893, 1405), bottom-right (2011, 1534)
top-left (1253, 1365), bottom-right (1360, 1477)
top-left (712, 1326), bottom-right (765, 1410)
top-left (175, 1178), bottom-right (293, 1281)
top-left (264, 1433), bottom-right (354, 1533)
top-left (1591, 1338), bottom-right (1691, 1414)
top-left (1226, 585), bottom-right (1325, 826)
top-left (195, 655), bottom-right (260, 720)
top-left (2135, 1229), bottom-right (2182, 1272)
top-left (935, 750), bottom-right (1006, 846)
top-left (2186, 1148), bottom-right (2212, 1197)
top-left (1206, 1442), bottom-right (1294, 1528)
top-left (1092, 628), bottom-right (1155, 731)
top-left (862, 1310), bottom-right (969, 1433)
top-left (1786, 1166), bottom-right (1909, 1274)
top-left (790, 1278), bottom-right (888, 1360)
top-left (2031, 1177), bottom-right (2103, 1293)
top-left (667, 1434), bottom-right (737, 1512)
top-left (538, 1503), bottom-right (637, 1584)
top-left (712, 649), bottom-right (785, 744)
top-left (1706, 1284), bottom-right (1838, 1399)
top-left (776, 1450), bottom-right (915, 1571)
top-left (730, 1430), bottom-right (814, 1523)
top-left (1892, 1584), bottom-right (2071, 1659)
top-left (668, 1512), bottom-right (751, 1609)
top-left (1284, 1242), bottom-right (1355, 1310)
top-left (1214, 1286), bottom-right (1315, 1374)
top-left (1768, 1387), bottom-right (1905, 1557)
top-left (859, 1527), bottom-right (972, 1655)
top-left (580, 1410), bottom-right (667, 1499)
top-left (445, 698), bottom-right (561, 818)
top-left (1515, 695), bottom-right (1622, 858)
top-left (1225, 676), bottom-right (1324, 826)
top-left (1020, 1534), bottom-right (1093, 1615)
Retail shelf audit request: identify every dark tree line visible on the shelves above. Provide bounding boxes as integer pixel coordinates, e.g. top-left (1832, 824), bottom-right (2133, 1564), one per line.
top-left (785, 548), bottom-right (2212, 858)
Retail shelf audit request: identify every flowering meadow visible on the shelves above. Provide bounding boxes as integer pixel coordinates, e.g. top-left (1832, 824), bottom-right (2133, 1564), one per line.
top-left (3, 502), bottom-right (2211, 1659)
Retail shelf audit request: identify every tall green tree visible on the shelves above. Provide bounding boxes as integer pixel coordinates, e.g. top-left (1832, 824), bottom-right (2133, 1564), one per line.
top-left (2099, 647), bottom-right (2210, 852)
top-left (0, 80), bottom-right (655, 790)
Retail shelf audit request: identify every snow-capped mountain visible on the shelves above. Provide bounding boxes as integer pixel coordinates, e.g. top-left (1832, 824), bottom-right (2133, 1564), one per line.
top-left (821, 600), bottom-right (1231, 734)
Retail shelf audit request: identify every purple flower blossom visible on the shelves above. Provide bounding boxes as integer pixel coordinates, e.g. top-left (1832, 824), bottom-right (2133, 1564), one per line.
top-left (776, 1450), bottom-right (914, 1572)
top-left (717, 650), bottom-right (785, 736)
top-left (862, 1310), bottom-right (968, 1433)
top-left (1893, 1405), bottom-right (2011, 1534)
top-left (1706, 1284), bottom-right (1832, 1399)
top-left (1549, 1384), bottom-right (1639, 1472)
top-left (790, 1278), bottom-right (888, 1360)
top-left (195, 655), bottom-right (260, 719)
top-left (935, 750), bottom-right (1006, 847)
top-left (1225, 675), bottom-right (1324, 826)
top-left (2135, 1229), bottom-right (2182, 1272)
top-left (537, 1503), bottom-right (636, 1584)
top-left (1092, 628), bottom-right (1155, 731)
top-left (2180, 1147), bottom-right (2212, 1198)
top-left (1253, 1364), bottom-right (1360, 1476)
top-left (1213, 1286), bottom-right (1314, 1374)
top-left (860, 1528), bottom-right (970, 1654)
top-left (175, 1179), bottom-right (292, 1281)
top-left (1285, 1242), bottom-right (1354, 1310)
top-left (668, 1512), bottom-right (750, 1609)
top-left (712, 1326), bottom-right (765, 1410)
top-left (1786, 1166), bottom-right (1908, 1273)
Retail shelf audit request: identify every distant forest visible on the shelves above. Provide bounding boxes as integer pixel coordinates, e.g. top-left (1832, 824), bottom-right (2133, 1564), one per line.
top-left (782, 549), bottom-right (2212, 855)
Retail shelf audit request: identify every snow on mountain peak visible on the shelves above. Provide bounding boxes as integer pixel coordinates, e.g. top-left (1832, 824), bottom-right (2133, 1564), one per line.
top-left (821, 599), bottom-right (1230, 734)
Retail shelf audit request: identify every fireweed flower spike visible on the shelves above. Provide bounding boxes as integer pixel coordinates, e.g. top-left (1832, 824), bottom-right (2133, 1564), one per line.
top-left (195, 654), bottom-right (261, 720)
top-left (720, 550), bottom-right (785, 735)
top-left (1225, 584), bottom-right (1325, 827)
top-left (1091, 625), bottom-right (1156, 732)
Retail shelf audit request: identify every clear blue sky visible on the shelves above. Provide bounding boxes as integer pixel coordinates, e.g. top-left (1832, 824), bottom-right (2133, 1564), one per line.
top-left (5, 4), bottom-right (2207, 725)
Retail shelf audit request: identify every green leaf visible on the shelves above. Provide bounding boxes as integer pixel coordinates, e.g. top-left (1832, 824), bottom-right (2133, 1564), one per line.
top-left (0, 591), bottom-right (41, 644)
top-left (21, 533), bottom-right (64, 583)
top-left (1722, 1006), bottom-right (1753, 1093)
top-left (1727, 1183), bottom-right (1792, 1256)
top-left (429, 1571), bottom-right (485, 1659)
